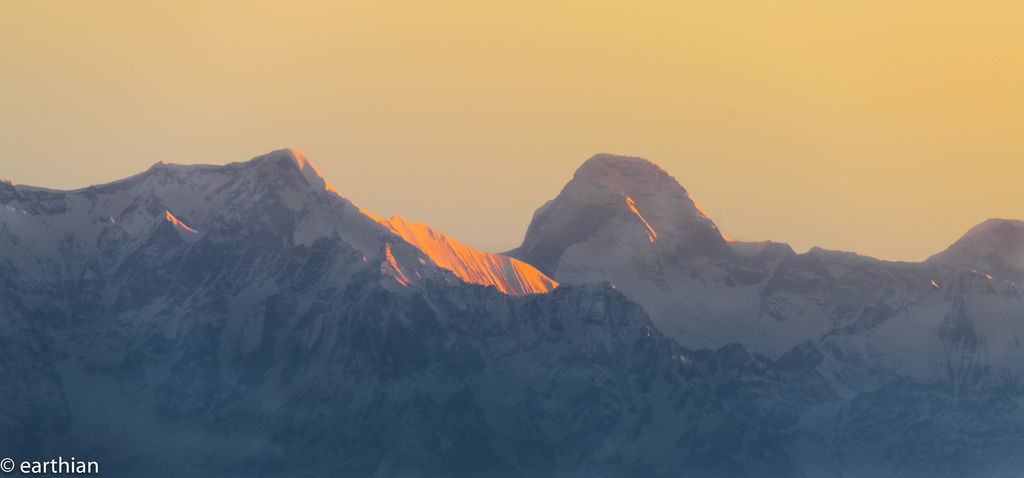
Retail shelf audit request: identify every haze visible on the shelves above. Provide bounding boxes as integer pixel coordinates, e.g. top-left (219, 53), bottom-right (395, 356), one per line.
top-left (2, 0), bottom-right (1021, 261)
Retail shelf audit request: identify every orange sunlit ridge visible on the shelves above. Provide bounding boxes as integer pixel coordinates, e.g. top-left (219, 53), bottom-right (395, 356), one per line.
top-left (288, 149), bottom-right (341, 196)
top-left (376, 215), bottom-right (558, 295)
top-left (289, 151), bottom-right (683, 291)
top-left (278, 149), bottom-right (555, 295)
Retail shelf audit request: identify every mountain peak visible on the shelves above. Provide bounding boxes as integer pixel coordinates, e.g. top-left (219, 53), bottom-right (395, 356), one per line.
top-left (507, 154), bottom-right (727, 276)
top-left (929, 218), bottom-right (1024, 271)
top-left (960, 218), bottom-right (1024, 238)
top-left (573, 153), bottom-right (692, 200)
top-left (564, 153), bottom-right (708, 218)
top-left (134, 148), bottom-right (340, 198)
top-left (249, 148), bottom-right (340, 195)
top-left (576, 153), bottom-right (667, 180)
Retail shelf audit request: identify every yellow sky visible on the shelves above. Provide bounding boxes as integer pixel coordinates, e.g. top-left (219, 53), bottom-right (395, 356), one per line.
top-left (2, 0), bottom-right (1021, 261)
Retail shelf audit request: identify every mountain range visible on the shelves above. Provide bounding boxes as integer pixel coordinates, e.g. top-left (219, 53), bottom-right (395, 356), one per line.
top-left (2, 149), bottom-right (1023, 477)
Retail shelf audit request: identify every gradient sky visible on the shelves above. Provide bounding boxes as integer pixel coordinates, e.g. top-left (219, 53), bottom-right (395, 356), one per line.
top-left (2, 1), bottom-right (1021, 261)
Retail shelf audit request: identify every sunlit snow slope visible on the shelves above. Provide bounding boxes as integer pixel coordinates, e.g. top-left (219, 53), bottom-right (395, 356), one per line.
top-left (286, 148), bottom-right (556, 294)
top-left (378, 215), bottom-right (556, 295)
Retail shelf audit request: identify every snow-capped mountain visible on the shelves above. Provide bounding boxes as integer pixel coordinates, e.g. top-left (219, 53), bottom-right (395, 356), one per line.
top-left (0, 149), bottom-right (555, 297)
top-left (0, 149), bottom-right (836, 477)
top-left (4, 149), bottom-right (1024, 477)
top-left (507, 153), bottom-right (732, 276)
top-left (508, 154), bottom-right (1024, 372)
top-left (503, 153), bottom-right (1024, 475)
top-left (507, 154), bottom-right (803, 354)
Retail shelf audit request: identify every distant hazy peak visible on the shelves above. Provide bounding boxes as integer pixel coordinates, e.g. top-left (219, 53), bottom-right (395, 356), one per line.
top-left (929, 218), bottom-right (1024, 271)
top-left (959, 218), bottom-right (1024, 239)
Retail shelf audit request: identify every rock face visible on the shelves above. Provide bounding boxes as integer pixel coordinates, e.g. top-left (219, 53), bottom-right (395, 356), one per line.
top-left (4, 149), bottom-right (1024, 477)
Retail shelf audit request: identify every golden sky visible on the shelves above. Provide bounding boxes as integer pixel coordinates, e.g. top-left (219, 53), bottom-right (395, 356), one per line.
top-left (2, 0), bottom-right (1022, 261)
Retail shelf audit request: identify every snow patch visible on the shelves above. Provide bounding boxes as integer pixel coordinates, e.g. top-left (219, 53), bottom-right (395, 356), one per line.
top-left (164, 210), bottom-right (198, 234)
top-left (382, 243), bottom-right (411, 287)
top-left (624, 195), bottom-right (657, 243)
